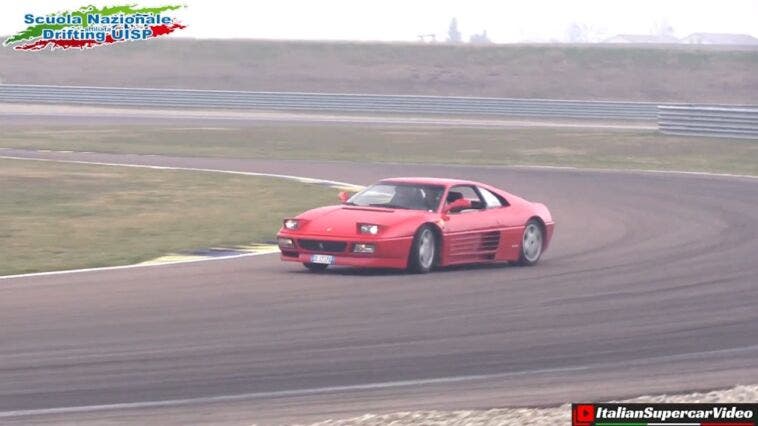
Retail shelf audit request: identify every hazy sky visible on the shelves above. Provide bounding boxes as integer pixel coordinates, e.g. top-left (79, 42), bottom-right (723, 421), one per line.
top-left (2, 0), bottom-right (757, 42)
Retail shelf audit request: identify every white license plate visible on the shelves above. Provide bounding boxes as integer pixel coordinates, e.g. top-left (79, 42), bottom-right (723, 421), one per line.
top-left (310, 254), bottom-right (335, 264)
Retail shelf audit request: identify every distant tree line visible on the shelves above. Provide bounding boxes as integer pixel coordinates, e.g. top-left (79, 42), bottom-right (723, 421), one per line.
top-left (417, 18), bottom-right (492, 44)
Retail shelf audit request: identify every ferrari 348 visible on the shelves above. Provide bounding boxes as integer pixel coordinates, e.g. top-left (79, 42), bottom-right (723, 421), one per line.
top-left (277, 177), bottom-right (554, 273)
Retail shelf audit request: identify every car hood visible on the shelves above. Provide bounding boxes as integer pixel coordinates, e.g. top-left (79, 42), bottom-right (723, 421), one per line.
top-left (294, 205), bottom-right (434, 238)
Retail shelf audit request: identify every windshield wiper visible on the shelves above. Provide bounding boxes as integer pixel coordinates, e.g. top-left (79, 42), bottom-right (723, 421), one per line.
top-left (369, 203), bottom-right (409, 209)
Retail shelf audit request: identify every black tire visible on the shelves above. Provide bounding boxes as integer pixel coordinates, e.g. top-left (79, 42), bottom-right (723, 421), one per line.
top-left (303, 262), bottom-right (328, 272)
top-left (407, 225), bottom-right (437, 274)
top-left (516, 219), bottom-right (544, 266)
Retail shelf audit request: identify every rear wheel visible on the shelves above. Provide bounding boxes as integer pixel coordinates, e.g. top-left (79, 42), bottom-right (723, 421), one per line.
top-left (303, 262), bottom-right (328, 272)
top-left (517, 219), bottom-right (544, 266)
top-left (408, 225), bottom-right (437, 273)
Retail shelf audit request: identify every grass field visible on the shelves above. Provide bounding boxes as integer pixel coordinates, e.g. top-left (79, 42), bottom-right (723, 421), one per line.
top-left (1, 39), bottom-right (756, 102)
top-left (0, 158), bottom-right (334, 276)
top-left (3, 124), bottom-right (757, 176)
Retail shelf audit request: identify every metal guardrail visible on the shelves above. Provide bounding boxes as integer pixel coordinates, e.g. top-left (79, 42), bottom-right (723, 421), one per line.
top-left (659, 105), bottom-right (758, 139)
top-left (3, 85), bottom-right (756, 138)
top-left (0, 84), bottom-right (659, 120)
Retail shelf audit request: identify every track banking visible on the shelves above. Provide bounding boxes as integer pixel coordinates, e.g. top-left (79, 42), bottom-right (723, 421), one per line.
top-left (596, 406), bottom-right (754, 422)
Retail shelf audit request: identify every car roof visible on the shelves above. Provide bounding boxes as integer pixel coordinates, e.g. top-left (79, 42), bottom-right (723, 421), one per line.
top-left (379, 177), bottom-right (484, 187)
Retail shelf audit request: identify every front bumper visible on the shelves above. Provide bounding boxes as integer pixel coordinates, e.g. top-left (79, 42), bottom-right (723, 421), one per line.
top-left (277, 233), bottom-right (413, 269)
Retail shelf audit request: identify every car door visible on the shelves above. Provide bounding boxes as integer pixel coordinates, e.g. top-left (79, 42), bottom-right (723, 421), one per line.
top-left (442, 185), bottom-right (503, 263)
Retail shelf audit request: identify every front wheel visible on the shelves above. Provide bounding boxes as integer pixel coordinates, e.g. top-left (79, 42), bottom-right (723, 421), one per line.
top-left (407, 225), bottom-right (437, 274)
top-left (516, 219), bottom-right (544, 266)
top-left (303, 262), bottom-right (328, 272)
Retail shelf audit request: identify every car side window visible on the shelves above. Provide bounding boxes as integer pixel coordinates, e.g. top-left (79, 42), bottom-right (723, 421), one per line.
top-left (447, 185), bottom-right (485, 212)
top-left (478, 187), bottom-right (505, 208)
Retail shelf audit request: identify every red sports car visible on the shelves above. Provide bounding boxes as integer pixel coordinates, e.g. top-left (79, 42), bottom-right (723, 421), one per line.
top-left (277, 177), bottom-right (554, 273)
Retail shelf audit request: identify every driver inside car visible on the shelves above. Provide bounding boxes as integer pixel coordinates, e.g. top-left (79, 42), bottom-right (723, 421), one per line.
top-left (391, 185), bottom-right (429, 210)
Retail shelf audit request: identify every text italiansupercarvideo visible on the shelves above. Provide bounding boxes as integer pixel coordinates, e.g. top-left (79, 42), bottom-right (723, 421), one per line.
top-left (596, 406), bottom-right (754, 422)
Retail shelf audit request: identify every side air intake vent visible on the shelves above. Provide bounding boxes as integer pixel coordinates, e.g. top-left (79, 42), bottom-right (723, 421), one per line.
top-left (481, 231), bottom-right (501, 251)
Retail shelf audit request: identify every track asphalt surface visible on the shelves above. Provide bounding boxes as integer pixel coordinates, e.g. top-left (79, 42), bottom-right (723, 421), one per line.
top-left (1, 149), bottom-right (757, 424)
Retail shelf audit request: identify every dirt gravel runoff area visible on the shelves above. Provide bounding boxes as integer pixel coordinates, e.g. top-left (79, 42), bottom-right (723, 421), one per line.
top-left (301, 385), bottom-right (758, 426)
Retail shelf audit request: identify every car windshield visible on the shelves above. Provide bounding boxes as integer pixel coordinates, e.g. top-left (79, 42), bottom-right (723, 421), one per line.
top-left (347, 183), bottom-right (445, 211)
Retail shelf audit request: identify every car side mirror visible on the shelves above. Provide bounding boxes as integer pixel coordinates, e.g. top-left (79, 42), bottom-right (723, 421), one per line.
top-left (338, 191), bottom-right (350, 203)
top-left (442, 198), bottom-right (471, 214)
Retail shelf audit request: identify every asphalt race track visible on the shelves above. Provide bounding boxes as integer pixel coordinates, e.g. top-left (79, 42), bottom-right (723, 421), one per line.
top-left (1, 149), bottom-right (757, 425)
